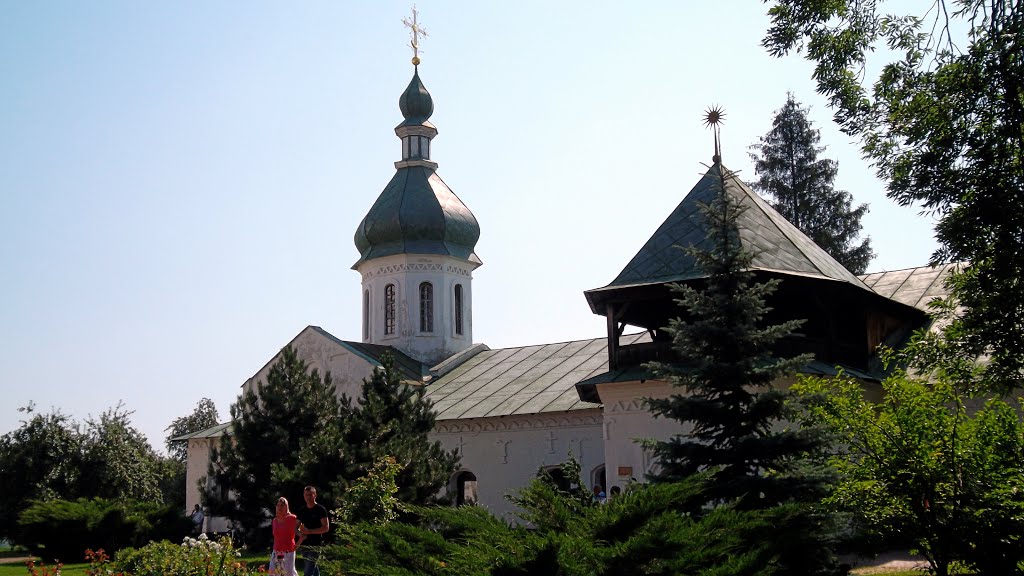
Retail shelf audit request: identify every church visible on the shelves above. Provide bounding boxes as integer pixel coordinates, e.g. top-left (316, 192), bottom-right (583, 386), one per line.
top-left (178, 52), bottom-right (951, 528)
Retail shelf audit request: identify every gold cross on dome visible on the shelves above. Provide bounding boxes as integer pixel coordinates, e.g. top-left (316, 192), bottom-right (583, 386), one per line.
top-left (402, 5), bottom-right (428, 65)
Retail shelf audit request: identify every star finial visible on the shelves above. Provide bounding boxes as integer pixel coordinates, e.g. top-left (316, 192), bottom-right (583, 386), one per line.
top-left (403, 5), bottom-right (428, 66)
top-left (703, 105), bottom-right (725, 163)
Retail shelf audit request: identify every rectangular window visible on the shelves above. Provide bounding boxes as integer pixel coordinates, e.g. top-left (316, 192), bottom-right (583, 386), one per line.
top-left (454, 284), bottom-right (464, 335)
top-left (420, 282), bottom-right (433, 332)
top-left (384, 284), bottom-right (396, 335)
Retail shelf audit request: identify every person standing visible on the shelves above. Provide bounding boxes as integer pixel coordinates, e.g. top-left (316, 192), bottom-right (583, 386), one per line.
top-left (189, 504), bottom-right (204, 536)
top-left (295, 485), bottom-right (329, 576)
top-left (269, 497), bottom-right (299, 576)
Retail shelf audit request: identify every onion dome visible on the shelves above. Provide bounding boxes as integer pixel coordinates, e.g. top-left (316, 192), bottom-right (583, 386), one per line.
top-left (352, 68), bottom-right (481, 268)
top-left (398, 68), bottom-right (434, 126)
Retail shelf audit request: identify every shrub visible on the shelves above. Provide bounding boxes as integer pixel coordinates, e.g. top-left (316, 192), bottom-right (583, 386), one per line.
top-left (16, 497), bottom-right (192, 561)
top-left (109, 534), bottom-right (256, 576)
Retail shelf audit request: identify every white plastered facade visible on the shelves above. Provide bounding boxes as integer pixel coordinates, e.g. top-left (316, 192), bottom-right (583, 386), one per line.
top-left (357, 253), bottom-right (477, 366)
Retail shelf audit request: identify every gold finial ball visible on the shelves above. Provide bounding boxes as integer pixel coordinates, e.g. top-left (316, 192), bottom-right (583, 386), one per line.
top-left (411, 56), bottom-right (421, 66)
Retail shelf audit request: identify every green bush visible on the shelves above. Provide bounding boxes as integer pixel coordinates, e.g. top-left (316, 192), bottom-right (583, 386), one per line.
top-left (110, 535), bottom-right (256, 576)
top-left (16, 497), bottom-right (192, 562)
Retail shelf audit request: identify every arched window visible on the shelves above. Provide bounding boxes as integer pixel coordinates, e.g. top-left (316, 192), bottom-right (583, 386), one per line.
top-left (591, 464), bottom-right (607, 498)
top-left (363, 290), bottom-right (370, 340)
top-left (454, 284), bottom-right (464, 335)
top-left (539, 465), bottom-right (572, 492)
top-left (453, 470), bottom-right (478, 506)
top-left (384, 284), bottom-right (396, 335)
top-left (419, 282), bottom-right (433, 332)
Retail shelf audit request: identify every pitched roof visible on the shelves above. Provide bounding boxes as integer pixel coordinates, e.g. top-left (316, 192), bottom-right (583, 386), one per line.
top-left (307, 326), bottom-right (428, 382)
top-left (859, 263), bottom-right (956, 312)
top-left (169, 421), bottom-right (232, 442)
top-left (423, 333), bottom-right (652, 420)
top-left (593, 162), bottom-right (870, 292)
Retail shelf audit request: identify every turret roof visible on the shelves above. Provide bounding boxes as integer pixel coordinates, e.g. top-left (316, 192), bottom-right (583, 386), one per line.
top-left (591, 162), bottom-right (872, 293)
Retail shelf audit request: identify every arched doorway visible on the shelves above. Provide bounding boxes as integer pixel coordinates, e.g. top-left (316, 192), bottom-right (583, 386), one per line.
top-left (452, 470), bottom-right (478, 505)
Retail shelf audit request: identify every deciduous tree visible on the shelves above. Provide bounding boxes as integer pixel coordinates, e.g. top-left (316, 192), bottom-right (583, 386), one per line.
top-left (750, 93), bottom-right (873, 273)
top-left (763, 0), bottom-right (1024, 389)
top-left (794, 340), bottom-right (1024, 576)
top-left (165, 398), bottom-right (219, 462)
top-left (0, 404), bottom-right (84, 542)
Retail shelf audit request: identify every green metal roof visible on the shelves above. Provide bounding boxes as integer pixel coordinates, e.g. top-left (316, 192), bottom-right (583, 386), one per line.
top-left (397, 67), bottom-right (433, 127)
top-left (860, 263), bottom-right (955, 311)
top-left (424, 333), bottom-right (652, 420)
top-left (169, 421), bottom-right (232, 442)
top-left (591, 162), bottom-right (871, 293)
top-left (352, 166), bottom-right (481, 267)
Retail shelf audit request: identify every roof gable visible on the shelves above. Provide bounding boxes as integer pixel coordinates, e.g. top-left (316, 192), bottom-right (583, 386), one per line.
top-left (602, 163), bottom-right (869, 291)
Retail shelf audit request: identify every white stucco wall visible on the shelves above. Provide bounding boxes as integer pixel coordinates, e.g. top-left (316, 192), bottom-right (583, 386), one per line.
top-left (431, 409), bottom-right (604, 519)
top-left (241, 326), bottom-right (380, 401)
top-left (184, 436), bottom-right (233, 533)
top-left (356, 253), bottom-right (477, 365)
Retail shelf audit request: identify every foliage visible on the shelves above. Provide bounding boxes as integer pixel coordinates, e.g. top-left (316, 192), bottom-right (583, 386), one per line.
top-left (165, 398), bottom-right (220, 463)
top-left (333, 455), bottom-right (403, 526)
top-left (642, 165), bottom-right (841, 575)
top-left (763, 0), bottom-right (1024, 390)
top-left (204, 345), bottom-right (341, 546)
top-left (104, 535), bottom-right (256, 576)
top-left (0, 405), bottom-right (85, 542)
top-left (643, 164), bottom-right (825, 506)
top-left (749, 92), bottom-right (873, 273)
top-left (321, 466), bottom-right (795, 576)
top-left (793, 349), bottom-right (1024, 576)
top-left (0, 403), bottom-right (179, 548)
top-left (296, 352), bottom-right (459, 506)
top-left (16, 498), bottom-right (192, 563)
top-left (79, 404), bottom-right (164, 505)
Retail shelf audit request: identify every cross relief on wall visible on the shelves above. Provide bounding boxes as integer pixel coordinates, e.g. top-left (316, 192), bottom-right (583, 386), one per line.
top-left (495, 439), bottom-right (511, 464)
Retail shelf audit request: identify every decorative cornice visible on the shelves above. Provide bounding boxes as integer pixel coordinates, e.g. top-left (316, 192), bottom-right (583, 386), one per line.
top-left (434, 411), bottom-right (602, 434)
top-left (361, 261), bottom-right (473, 280)
top-left (606, 399), bottom-right (649, 414)
top-left (394, 159), bottom-right (439, 170)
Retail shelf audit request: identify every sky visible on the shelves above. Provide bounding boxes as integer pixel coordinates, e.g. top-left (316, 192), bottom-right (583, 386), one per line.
top-left (0, 1), bottom-right (940, 452)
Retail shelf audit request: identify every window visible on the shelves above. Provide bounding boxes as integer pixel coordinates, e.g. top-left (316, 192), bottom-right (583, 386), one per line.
top-left (384, 284), bottom-right (396, 335)
top-left (454, 284), bottom-right (464, 335)
top-left (419, 282), bottom-right (433, 332)
top-left (363, 290), bottom-right (370, 339)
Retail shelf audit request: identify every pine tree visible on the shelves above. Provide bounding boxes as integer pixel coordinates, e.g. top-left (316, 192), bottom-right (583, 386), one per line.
top-left (750, 93), bottom-right (873, 274)
top-left (644, 165), bottom-right (840, 575)
top-left (326, 352), bottom-right (460, 505)
top-left (204, 345), bottom-right (341, 543)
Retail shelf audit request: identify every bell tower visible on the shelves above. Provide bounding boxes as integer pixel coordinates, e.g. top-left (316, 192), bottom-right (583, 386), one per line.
top-left (352, 14), bottom-right (481, 366)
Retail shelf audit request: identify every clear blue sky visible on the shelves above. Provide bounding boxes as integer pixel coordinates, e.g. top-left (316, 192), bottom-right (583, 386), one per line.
top-left (0, 1), bottom-right (938, 451)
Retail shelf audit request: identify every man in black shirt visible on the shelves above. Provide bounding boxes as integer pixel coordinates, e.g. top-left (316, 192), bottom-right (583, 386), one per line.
top-left (295, 485), bottom-right (329, 576)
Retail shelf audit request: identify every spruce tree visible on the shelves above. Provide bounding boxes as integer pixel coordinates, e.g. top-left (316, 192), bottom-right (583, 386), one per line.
top-left (204, 345), bottom-right (341, 543)
top-left (749, 93), bottom-right (873, 274)
top-left (645, 164), bottom-right (840, 574)
top-left (327, 352), bottom-right (459, 505)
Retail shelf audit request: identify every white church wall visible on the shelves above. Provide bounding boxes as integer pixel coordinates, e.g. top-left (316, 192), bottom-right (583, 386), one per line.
top-left (184, 436), bottom-right (232, 533)
top-left (241, 326), bottom-right (378, 402)
top-left (432, 409), bottom-right (604, 519)
top-left (357, 253), bottom-right (475, 364)
top-left (598, 380), bottom-right (691, 491)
